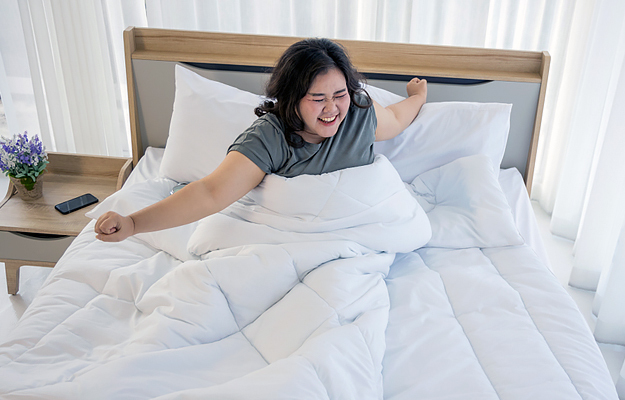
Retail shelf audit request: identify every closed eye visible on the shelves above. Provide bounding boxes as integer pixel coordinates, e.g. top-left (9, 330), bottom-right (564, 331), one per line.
top-left (312, 93), bottom-right (348, 103)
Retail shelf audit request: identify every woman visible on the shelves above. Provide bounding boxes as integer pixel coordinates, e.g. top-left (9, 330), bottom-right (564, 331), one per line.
top-left (95, 38), bottom-right (427, 242)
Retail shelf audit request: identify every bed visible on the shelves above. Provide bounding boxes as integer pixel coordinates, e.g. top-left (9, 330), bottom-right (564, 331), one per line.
top-left (0, 27), bottom-right (618, 399)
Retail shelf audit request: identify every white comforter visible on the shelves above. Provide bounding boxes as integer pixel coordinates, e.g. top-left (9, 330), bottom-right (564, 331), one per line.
top-left (0, 154), bottom-right (617, 399)
top-left (0, 155), bottom-right (431, 399)
top-left (384, 155), bottom-right (618, 400)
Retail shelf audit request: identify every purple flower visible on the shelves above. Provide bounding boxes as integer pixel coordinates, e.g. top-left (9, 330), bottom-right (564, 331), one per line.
top-left (0, 131), bottom-right (49, 183)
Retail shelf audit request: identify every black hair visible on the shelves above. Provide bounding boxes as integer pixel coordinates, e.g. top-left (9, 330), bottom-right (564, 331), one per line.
top-left (255, 38), bottom-right (371, 147)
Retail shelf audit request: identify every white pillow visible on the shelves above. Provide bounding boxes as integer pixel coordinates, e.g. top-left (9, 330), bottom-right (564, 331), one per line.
top-left (407, 154), bottom-right (524, 248)
top-left (367, 84), bottom-right (512, 183)
top-left (364, 84), bottom-right (405, 107)
top-left (159, 64), bottom-right (263, 183)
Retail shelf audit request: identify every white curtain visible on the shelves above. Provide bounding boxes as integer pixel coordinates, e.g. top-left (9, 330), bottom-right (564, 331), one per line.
top-left (531, 0), bottom-right (625, 390)
top-left (1, 0), bottom-right (623, 393)
top-left (0, 0), bottom-right (147, 156)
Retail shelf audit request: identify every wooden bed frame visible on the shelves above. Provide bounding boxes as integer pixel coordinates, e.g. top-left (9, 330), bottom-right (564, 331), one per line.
top-left (123, 27), bottom-right (549, 193)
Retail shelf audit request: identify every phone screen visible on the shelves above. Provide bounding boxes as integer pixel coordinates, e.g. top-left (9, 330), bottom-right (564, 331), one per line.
top-left (55, 193), bottom-right (99, 214)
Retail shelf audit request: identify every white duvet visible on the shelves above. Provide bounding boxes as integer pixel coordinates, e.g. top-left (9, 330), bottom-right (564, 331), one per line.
top-left (0, 156), bottom-right (431, 399)
top-left (0, 154), bottom-right (617, 399)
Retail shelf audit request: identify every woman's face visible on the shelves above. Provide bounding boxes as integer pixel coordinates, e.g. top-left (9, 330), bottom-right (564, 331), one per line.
top-left (297, 68), bottom-right (350, 144)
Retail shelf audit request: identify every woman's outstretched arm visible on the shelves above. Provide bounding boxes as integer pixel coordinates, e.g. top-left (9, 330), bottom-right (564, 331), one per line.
top-left (94, 151), bottom-right (266, 242)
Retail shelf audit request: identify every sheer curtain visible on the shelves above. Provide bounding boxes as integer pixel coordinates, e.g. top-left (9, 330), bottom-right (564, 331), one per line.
top-left (1, 0), bottom-right (623, 393)
top-left (0, 0), bottom-right (146, 156)
top-left (531, 1), bottom-right (625, 393)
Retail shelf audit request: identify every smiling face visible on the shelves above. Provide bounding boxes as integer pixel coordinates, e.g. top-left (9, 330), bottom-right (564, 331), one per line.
top-left (296, 68), bottom-right (351, 144)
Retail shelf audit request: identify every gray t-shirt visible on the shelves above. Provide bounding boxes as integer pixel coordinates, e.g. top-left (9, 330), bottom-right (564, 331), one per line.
top-left (228, 93), bottom-right (377, 177)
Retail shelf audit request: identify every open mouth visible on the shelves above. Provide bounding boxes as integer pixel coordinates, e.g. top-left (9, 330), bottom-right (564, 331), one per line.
top-left (319, 115), bottom-right (338, 124)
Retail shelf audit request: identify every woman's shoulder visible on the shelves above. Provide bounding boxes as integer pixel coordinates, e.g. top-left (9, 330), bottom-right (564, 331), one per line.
top-left (234, 113), bottom-right (288, 149)
top-left (341, 90), bottom-right (377, 139)
top-left (229, 113), bottom-right (290, 174)
top-left (347, 91), bottom-right (375, 124)
top-left (352, 90), bottom-right (373, 108)
top-left (251, 112), bottom-right (285, 133)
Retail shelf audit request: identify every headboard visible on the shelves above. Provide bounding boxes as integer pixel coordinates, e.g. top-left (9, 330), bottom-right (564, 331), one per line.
top-left (123, 27), bottom-right (549, 193)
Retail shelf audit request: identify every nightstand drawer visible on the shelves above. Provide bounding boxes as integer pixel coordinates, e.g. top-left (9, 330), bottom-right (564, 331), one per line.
top-left (0, 231), bottom-right (75, 264)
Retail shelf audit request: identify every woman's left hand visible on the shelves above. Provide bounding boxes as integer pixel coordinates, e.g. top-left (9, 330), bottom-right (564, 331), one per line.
top-left (406, 77), bottom-right (427, 99)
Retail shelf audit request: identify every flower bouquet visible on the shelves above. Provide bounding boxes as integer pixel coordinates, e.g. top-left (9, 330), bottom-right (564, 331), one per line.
top-left (0, 132), bottom-right (49, 200)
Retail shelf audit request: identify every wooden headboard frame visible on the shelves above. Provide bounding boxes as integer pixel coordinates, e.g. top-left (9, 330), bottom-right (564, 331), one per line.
top-left (124, 27), bottom-right (549, 193)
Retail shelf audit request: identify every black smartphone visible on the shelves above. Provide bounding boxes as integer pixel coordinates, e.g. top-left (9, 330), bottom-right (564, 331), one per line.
top-left (55, 193), bottom-right (99, 215)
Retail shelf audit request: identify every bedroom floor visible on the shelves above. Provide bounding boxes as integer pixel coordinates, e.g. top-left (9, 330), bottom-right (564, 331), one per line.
top-left (0, 92), bottom-right (623, 386)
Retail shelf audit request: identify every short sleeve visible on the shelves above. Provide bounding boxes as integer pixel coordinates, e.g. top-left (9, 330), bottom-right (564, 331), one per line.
top-left (228, 115), bottom-right (289, 174)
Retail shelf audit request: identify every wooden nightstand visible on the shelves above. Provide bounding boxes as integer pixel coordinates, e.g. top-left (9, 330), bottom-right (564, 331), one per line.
top-left (0, 152), bottom-right (132, 295)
